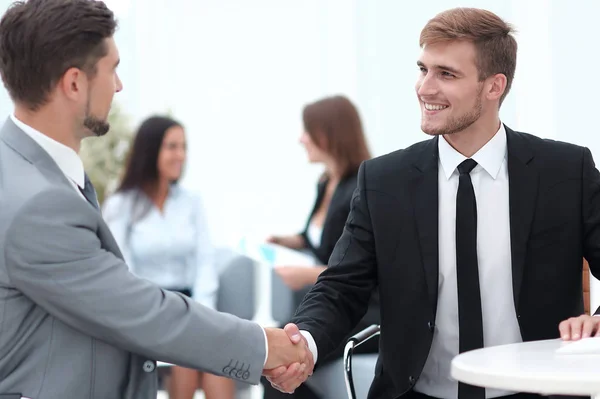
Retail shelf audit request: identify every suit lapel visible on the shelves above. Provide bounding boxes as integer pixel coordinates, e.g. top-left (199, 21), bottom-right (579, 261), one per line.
top-left (506, 126), bottom-right (538, 308)
top-left (413, 137), bottom-right (440, 316)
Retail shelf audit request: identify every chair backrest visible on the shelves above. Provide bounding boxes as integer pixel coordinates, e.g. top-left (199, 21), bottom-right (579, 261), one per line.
top-left (271, 270), bottom-right (301, 323)
top-left (217, 254), bottom-right (256, 320)
top-left (305, 354), bottom-right (378, 399)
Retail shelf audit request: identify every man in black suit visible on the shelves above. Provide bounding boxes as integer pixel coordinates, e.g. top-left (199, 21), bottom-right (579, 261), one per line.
top-left (264, 7), bottom-right (600, 399)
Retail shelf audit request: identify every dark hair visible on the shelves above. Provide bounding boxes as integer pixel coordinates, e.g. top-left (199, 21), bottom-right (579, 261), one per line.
top-left (302, 95), bottom-right (371, 178)
top-left (420, 8), bottom-right (517, 105)
top-left (0, 0), bottom-right (117, 110)
top-left (118, 116), bottom-right (183, 197)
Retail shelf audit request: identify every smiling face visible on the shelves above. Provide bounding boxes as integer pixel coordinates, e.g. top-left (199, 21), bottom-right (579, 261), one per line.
top-left (415, 40), bottom-right (486, 136)
top-left (157, 125), bottom-right (186, 182)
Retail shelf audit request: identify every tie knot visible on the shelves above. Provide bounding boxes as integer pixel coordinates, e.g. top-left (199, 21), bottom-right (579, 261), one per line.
top-left (457, 159), bottom-right (477, 175)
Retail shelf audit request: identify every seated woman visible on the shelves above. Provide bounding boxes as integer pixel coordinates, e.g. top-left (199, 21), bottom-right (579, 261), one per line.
top-left (263, 95), bottom-right (380, 399)
top-left (103, 116), bottom-right (234, 399)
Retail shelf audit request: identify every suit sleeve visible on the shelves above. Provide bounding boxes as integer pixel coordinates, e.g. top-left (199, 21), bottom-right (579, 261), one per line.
top-left (291, 162), bottom-right (378, 360)
top-left (316, 177), bottom-right (357, 264)
top-left (581, 147), bottom-right (600, 315)
top-left (3, 188), bottom-right (266, 384)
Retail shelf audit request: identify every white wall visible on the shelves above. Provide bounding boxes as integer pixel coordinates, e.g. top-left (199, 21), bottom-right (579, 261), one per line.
top-left (2, 0), bottom-right (600, 308)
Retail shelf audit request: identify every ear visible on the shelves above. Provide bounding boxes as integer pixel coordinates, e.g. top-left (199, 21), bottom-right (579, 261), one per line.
top-left (485, 73), bottom-right (508, 102)
top-left (58, 67), bottom-right (88, 102)
top-left (317, 134), bottom-right (330, 152)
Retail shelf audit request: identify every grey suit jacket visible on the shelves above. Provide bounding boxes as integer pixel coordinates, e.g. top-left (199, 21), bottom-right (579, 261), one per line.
top-left (0, 118), bottom-right (266, 399)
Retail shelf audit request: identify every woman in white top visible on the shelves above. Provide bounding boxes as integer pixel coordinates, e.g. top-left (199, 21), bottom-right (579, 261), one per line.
top-left (103, 116), bottom-right (234, 399)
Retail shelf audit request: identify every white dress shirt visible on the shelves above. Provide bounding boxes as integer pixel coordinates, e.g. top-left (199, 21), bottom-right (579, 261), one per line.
top-left (414, 124), bottom-right (522, 398)
top-left (9, 114), bottom-right (271, 367)
top-left (302, 125), bottom-right (523, 397)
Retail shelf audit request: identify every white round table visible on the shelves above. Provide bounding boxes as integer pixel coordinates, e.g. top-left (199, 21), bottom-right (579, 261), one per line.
top-left (451, 339), bottom-right (600, 398)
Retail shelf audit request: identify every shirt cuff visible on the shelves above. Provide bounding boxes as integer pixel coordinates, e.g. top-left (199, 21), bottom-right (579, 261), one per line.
top-left (262, 326), bottom-right (269, 367)
top-left (300, 330), bottom-right (318, 364)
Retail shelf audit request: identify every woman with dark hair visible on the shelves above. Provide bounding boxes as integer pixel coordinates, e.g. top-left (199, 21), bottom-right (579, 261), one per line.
top-left (103, 116), bottom-right (234, 399)
top-left (262, 95), bottom-right (380, 399)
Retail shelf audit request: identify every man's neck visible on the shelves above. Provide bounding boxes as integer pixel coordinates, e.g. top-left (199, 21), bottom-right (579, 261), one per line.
top-left (443, 117), bottom-right (501, 158)
top-left (14, 106), bottom-right (80, 152)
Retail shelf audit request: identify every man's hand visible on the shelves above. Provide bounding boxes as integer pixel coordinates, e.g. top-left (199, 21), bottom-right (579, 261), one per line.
top-left (559, 314), bottom-right (600, 340)
top-left (263, 323), bottom-right (314, 393)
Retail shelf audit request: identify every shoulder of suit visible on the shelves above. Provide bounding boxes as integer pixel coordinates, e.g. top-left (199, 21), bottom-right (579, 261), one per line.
top-left (7, 185), bottom-right (91, 231)
top-left (3, 186), bottom-right (98, 259)
top-left (1, 164), bottom-right (72, 228)
top-left (509, 129), bottom-right (587, 157)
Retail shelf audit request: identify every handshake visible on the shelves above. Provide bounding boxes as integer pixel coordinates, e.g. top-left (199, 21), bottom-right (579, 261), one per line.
top-left (262, 323), bottom-right (315, 393)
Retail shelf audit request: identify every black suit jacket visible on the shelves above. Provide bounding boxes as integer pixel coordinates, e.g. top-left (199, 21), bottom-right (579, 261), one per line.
top-left (295, 174), bottom-right (380, 330)
top-left (300, 174), bottom-right (359, 264)
top-left (292, 126), bottom-right (600, 399)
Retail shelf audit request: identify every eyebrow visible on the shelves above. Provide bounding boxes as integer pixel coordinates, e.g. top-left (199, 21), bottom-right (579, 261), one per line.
top-left (417, 60), bottom-right (462, 75)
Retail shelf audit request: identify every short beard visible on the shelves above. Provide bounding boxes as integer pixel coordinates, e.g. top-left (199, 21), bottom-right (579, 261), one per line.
top-left (422, 85), bottom-right (483, 136)
top-left (83, 96), bottom-right (110, 137)
top-left (84, 115), bottom-right (110, 137)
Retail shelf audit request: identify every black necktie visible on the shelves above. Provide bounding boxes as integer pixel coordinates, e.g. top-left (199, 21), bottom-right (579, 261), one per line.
top-left (456, 159), bottom-right (485, 399)
top-left (79, 173), bottom-right (100, 210)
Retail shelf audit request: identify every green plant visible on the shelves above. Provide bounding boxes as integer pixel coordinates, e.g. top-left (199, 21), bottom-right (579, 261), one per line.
top-left (79, 103), bottom-right (133, 205)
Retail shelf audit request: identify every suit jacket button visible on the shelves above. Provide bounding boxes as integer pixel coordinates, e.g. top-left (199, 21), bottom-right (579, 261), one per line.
top-left (427, 321), bottom-right (435, 332)
top-left (143, 360), bottom-right (155, 373)
top-left (408, 376), bottom-right (416, 385)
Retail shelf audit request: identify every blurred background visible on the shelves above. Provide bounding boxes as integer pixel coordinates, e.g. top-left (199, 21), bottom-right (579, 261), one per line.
top-left (1, 0), bottom-right (596, 246)
top-left (1, 0), bottom-right (599, 397)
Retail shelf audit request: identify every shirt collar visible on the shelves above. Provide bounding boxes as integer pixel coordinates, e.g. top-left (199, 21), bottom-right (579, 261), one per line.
top-left (10, 113), bottom-right (85, 188)
top-left (438, 123), bottom-right (507, 180)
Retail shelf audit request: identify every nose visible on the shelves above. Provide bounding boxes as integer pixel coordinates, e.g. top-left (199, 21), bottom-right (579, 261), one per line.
top-left (299, 132), bottom-right (308, 144)
top-left (416, 72), bottom-right (438, 98)
top-left (115, 74), bottom-right (123, 93)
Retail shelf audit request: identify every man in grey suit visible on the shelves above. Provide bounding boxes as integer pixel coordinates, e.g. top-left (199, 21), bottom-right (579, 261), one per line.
top-left (0, 1), bottom-right (311, 398)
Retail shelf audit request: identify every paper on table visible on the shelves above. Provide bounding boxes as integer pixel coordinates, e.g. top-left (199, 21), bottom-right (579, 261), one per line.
top-left (236, 236), bottom-right (317, 267)
top-left (555, 337), bottom-right (600, 355)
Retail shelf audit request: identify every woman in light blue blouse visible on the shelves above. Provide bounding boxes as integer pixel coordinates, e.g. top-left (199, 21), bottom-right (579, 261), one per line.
top-left (103, 116), bottom-right (234, 399)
